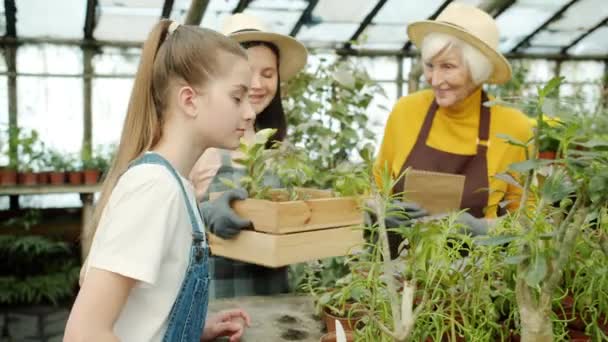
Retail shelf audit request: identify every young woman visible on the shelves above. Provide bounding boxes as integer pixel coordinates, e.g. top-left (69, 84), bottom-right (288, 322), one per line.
top-left (65, 20), bottom-right (253, 342)
top-left (189, 14), bottom-right (308, 299)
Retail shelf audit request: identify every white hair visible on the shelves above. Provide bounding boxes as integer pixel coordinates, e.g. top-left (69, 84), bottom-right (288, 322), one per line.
top-left (420, 32), bottom-right (493, 85)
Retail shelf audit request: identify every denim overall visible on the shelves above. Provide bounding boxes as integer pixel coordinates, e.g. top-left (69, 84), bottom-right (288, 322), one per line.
top-left (130, 153), bottom-right (210, 342)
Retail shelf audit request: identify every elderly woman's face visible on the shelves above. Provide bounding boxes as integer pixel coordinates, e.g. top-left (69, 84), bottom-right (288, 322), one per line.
top-left (423, 48), bottom-right (477, 108)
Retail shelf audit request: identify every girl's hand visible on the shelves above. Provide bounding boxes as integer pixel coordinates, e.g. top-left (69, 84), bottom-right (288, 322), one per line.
top-left (201, 309), bottom-right (251, 342)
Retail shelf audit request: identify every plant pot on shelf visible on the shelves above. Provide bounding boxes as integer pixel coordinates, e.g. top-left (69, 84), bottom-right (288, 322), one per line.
top-left (37, 171), bottom-right (50, 185)
top-left (83, 169), bottom-right (100, 185)
top-left (49, 172), bottom-right (65, 185)
top-left (319, 331), bottom-right (354, 342)
top-left (67, 171), bottom-right (83, 185)
top-left (539, 151), bottom-right (557, 160)
top-left (0, 168), bottom-right (17, 186)
top-left (18, 171), bottom-right (38, 186)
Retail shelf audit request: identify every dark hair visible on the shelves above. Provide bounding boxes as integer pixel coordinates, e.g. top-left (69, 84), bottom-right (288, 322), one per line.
top-left (240, 40), bottom-right (286, 148)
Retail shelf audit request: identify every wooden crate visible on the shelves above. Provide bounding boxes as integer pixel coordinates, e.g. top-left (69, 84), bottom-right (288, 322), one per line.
top-left (208, 226), bottom-right (364, 268)
top-left (211, 188), bottom-right (365, 234)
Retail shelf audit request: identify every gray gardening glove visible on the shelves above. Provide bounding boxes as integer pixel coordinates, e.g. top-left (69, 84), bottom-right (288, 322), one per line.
top-left (455, 212), bottom-right (489, 236)
top-left (364, 199), bottom-right (428, 228)
top-left (199, 188), bottom-right (251, 239)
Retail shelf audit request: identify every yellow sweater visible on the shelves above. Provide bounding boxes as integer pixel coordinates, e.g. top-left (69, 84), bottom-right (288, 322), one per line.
top-left (373, 88), bottom-right (534, 218)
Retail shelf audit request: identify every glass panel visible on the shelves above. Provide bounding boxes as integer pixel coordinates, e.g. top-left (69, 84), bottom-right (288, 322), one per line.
top-left (95, 5), bottom-right (162, 41)
top-left (373, 0), bottom-right (444, 24)
top-left (350, 56), bottom-right (398, 81)
top-left (16, 0), bottom-right (86, 39)
top-left (243, 8), bottom-right (303, 35)
top-left (520, 45), bottom-right (563, 54)
top-left (354, 24), bottom-right (407, 49)
top-left (568, 26), bottom-right (608, 55)
top-left (495, 0), bottom-right (571, 52)
top-left (200, 0), bottom-right (240, 31)
top-left (297, 22), bottom-right (359, 43)
top-left (560, 61), bottom-right (606, 82)
top-left (18, 77), bottom-right (83, 154)
top-left (93, 47), bottom-right (141, 75)
top-left (0, 1), bottom-right (5, 36)
top-left (92, 78), bottom-right (135, 147)
top-left (0, 76), bottom-right (7, 128)
top-left (312, 0), bottom-right (378, 22)
top-left (368, 82), bottom-right (397, 148)
top-left (529, 30), bottom-right (582, 47)
top-left (453, 0), bottom-right (484, 6)
top-left (99, 0), bottom-right (164, 7)
top-left (17, 45), bottom-right (83, 75)
top-left (169, 0), bottom-right (190, 22)
top-left (548, 0), bottom-right (608, 31)
top-left (523, 60), bottom-right (557, 82)
top-left (19, 194), bottom-right (82, 209)
top-left (560, 83), bottom-right (603, 114)
top-left (249, 0), bottom-right (308, 11)
top-left (0, 47), bottom-right (6, 72)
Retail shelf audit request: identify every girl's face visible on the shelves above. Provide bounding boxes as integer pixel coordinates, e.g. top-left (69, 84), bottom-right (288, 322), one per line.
top-left (196, 55), bottom-right (255, 150)
top-left (246, 45), bottom-right (279, 115)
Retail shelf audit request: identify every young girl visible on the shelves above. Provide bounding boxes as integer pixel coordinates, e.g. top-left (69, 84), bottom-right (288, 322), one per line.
top-left (64, 20), bottom-right (253, 342)
top-left (189, 13), bottom-right (308, 299)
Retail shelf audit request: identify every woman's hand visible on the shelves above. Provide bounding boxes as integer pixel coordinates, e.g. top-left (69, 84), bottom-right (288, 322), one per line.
top-left (201, 309), bottom-right (251, 342)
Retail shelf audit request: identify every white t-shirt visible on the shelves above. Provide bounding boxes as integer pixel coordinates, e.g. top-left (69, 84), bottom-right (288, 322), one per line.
top-left (86, 162), bottom-right (205, 342)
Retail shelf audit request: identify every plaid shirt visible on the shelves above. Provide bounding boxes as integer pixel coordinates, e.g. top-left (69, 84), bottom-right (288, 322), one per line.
top-left (203, 151), bottom-right (289, 299)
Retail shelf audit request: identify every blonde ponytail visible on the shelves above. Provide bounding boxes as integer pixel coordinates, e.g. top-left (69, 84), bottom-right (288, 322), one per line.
top-left (82, 20), bottom-right (246, 256)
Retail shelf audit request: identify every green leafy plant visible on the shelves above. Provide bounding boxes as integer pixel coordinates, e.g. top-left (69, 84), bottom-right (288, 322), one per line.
top-left (219, 128), bottom-right (278, 199)
top-left (283, 57), bottom-right (382, 187)
top-left (0, 210), bottom-right (80, 306)
top-left (0, 127), bottom-right (46, 172)
top-left (488, 77), bottom-right (608, 341)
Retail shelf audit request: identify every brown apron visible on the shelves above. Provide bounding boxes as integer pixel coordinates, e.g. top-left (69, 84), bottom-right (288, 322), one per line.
top-left (389, 91), bottom-right (491, 257)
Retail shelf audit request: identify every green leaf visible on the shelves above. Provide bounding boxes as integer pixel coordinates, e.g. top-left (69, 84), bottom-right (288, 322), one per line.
top-left (493, 172), bottom-right (523, 189)
top-left (505, 254), bottom-right (529, 265)
top-left (496, 133), bottom-right (528, 148)
top-left (524, 254), bottom-right (548, 288)
top-left (508, 159), bottom-right (551, 173)
top-left (474, 235), bottom-right (518, 246)
top-left (539, 77), bottom-right (563, 98)
top-left (219, 178), bottom-right (237, 189)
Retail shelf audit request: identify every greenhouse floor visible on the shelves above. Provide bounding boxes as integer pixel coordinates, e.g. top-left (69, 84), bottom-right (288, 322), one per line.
top-left (1, 295), bottom-right (322, 342)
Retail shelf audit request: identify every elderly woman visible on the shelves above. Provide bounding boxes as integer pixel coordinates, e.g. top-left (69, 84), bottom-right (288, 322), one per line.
top-left (374, 3), bottom-right (533, 258)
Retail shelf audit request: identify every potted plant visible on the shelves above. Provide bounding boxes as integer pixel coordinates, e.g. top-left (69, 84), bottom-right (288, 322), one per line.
top-left (207, 128), bottom-right (366, 268)
top-left (0, 209), bottom-right (80, 340)
top-left (487, 78), bottom-right (608, 341)
top-left (44, 149), bottom-right (69, 185)
top-left (66, 155), bottom-right (83, 185)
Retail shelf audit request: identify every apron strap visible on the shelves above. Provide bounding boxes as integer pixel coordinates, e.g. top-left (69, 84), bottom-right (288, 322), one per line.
top-left (129, 153), bottom-right (206, 241)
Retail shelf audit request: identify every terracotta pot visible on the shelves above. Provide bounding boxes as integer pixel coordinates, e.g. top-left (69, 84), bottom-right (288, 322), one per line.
top-left (539, 151), bottom-right (557, 160)
top-left (18, 171), bottom-right (38, 185)
top-left (319, 331), bottom-right (354, 342)
top-left (0, 169), bottom-right (17, 186)
top-left (67, 171), bottom-right (83, 185)
top-left (322, 306), bottom-right (362, 333)
top-left (49, 172), bottom-right (65, 185)
top-left (83, 169), bottom-right (100, 185)
top-left (569, 329), bottom-right (591, 341)
top-left (37, 171), bottom-right (50, 185)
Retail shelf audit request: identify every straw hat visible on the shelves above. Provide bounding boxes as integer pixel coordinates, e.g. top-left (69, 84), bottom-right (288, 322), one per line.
top-left (407, 2), bottom-right (511, 84)
top-left (221, 13), bottom-right (308, 80)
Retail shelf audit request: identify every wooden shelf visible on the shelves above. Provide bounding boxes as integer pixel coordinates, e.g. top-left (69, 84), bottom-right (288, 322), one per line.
top-left (0, 184), bottom-right (102, 196)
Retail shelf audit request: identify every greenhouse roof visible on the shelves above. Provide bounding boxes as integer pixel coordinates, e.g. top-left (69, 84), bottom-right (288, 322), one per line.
top-left (1, 0), bottom-right (607, 60)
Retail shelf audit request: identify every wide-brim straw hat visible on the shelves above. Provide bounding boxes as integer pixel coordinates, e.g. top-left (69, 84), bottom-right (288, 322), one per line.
top-left (407, 3), bottom-right (511, 84)
top-left (221, 13), bottom-right (308, 81)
